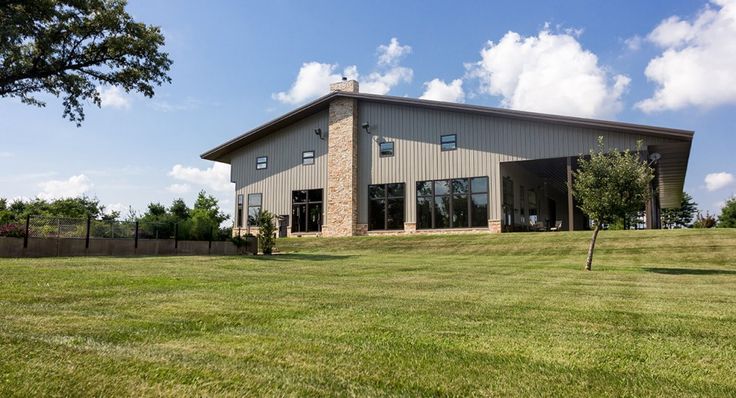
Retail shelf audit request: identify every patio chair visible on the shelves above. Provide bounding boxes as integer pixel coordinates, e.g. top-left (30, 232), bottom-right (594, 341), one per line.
top-left (550, 220), bottom-right (563, 231)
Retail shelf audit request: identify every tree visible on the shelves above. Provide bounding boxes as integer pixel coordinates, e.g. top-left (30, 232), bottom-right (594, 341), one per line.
top-left (573, 138), bottom-right (654, 271)
top-left (661, 192), bottom-right (697, 228)
top-left (186, 191), bottom-right (229, 240)
top-left (693, 211), bottom-right (717, 228)
top-left (718, 197), bottom-right (736, 228)
top-left (169, 198), bottom-right (190, 221)
top-left (0, 0), bottom-right (172, 125)
top-left (256, 210), bottom-right (276, 255)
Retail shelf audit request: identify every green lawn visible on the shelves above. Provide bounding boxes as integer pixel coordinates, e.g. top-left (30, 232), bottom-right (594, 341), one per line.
top-left (1, 229), bottom-right (735, 397)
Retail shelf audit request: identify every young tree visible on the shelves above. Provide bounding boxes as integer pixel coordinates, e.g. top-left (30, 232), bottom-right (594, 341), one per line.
top-left (187, 191), bottom-right (229, 240)
top-left (573, 138), bottom-right (654, 271)
top-left (256, 210), bottom-right (277, 255)
top-left (660, 192), bottom-right (698, 228)
top-left (718, 197), bottom-right (736, 228)
top-left (0, 0), bottom-right (172, 125)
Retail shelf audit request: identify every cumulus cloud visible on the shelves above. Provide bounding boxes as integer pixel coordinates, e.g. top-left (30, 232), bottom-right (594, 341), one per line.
top-left (468, 26), bottom-right (630, 118)
top-left (624, 35), bottom-right (643, 51)
top-left (166, 183), bottom-right (191, 194)
top-left (273, 38), bottom-right (412, 104)
top-left (97, 86), bottom-right (131, 109)
top-left (705, 172), bottom-right (735, 191)
top-left (37, 174), bottom-right (93, 200)
top-left (377, 37), bottom-right (412, 66)
top-left (420, 78), bottom-right (465, 103)
top-left (637, 0), bottom-right (736, 112)
top-left (168, 163), bottom-right (231, 192)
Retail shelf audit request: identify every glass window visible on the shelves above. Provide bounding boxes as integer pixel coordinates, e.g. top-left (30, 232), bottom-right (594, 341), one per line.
top-left (236, 194), bottom-right (244, 227)
top-left (416, 196), bottom-right (432, 229)
top-left (368, 183), bottom-right (405, 230)
top-left (292, 189), bottom-right (322, 233)
top-left (256, 156), bottom-right (268, 170)
top-left (441, 134), bottom-right (457, 151)
top-left (416, 176), bottom-right (488, 229)
top-left (302, 151), bottom-right (315, 165)
top-left (471, 194), bottom-right (488, 227)
top-left (379, 142), bottom-right (394, 157)
top-left (247, 193), bottom-right (262, 226)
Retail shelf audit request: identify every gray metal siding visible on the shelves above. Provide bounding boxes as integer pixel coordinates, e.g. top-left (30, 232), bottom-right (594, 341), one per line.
top-left (230, 110), bottom-right (329, 219)
top-left (356, 101), bottom-right (677, 223)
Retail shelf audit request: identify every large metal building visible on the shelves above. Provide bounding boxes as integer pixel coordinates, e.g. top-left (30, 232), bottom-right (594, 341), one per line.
top-left (202, 80), bottom-right (693, 237)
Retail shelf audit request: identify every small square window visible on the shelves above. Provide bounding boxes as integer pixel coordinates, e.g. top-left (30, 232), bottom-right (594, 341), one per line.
top-left (441, 134), bottom-right (457, 151)
top-left (379, 141), bottom-right (394, 157)
top-left (302, 151), bottom-right (315, 165)
top-left (256, 156), bottom-right (268, 170)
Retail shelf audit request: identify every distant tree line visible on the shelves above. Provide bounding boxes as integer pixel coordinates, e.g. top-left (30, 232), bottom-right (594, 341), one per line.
top-left (0, 191), bottom-right (232, 240)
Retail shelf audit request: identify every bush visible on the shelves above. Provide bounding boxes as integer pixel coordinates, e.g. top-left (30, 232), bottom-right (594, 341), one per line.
top-left (693, 212), bottom-right (717, 228)
top-left (256, 210), bottom-right (277, 255)
top-left (0, 223), bottom-right (25, 238)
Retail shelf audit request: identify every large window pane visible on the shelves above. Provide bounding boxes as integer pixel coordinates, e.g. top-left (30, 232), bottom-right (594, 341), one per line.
top-left (387, 198), bottom-right (404, 229)
top-left (416, 181), bottom-right (432, 197)
top-left (368, 199), bottom-right (386, 230)
top-left (471, 194), bottom-right (488, 227)
top-left (434, 196), bottom-right (450, 228)
top-left (292, 204), bottom-right (306, 232)
top-left (452, 179), bottom-right (469, 194)
top-left (307, 203), bottom-right (322, 232)
top-left (471, 177), bottom-right (488, 193)
top-left (434, 180), bottom-right (451, 196)
top-left (248, 193), bottom-right (262, 206)
top-left (292, 190), bottom-right (307, 203)
top-left (369, 185), bottom-right (385, 199)
top-left (248, 206), bottom-right (260, 226)
top-left (386, 183), bottom-right (404, 198)
top-left (452, 194), bottom-right (469, 227)
top-left (417, 197), bottom-right (432, 229)
top-left (308, 189), bottom-right (322, 202)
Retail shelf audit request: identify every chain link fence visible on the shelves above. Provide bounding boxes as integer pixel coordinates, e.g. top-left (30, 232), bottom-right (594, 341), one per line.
top-left (22, 216), bottom-right (230, 242)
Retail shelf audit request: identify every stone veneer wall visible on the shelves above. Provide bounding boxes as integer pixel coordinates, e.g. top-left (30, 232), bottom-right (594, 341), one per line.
top-left (489, 219), bottom-right (502, 233)
top-left (322, 94), bottom-right (359, 237)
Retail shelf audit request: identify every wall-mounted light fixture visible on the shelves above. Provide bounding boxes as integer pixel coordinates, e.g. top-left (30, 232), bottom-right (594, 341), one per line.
top-left (361, 122), bottom-right (371, 134)
top-left (314, 128), bottom-right (327, 140)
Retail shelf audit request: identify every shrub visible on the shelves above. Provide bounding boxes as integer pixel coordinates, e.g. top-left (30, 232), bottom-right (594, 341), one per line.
top-left (0, 223), bottom-right (25, 238)
top-left (256, 210), bottom-right (277, 255)
top-left (693, 212), bottom-right (717, 228)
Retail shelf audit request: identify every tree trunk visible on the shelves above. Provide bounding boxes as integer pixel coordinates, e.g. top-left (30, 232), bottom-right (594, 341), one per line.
top-left (585, 224), bottom-right (601, 271)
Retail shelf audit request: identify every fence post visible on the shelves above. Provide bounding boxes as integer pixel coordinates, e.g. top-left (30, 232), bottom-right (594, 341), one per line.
top-left (85, 216), bottom-right (91, 249)
top-left (208, 225), bottom-right (213, 252)
top-left (174, 222), bottom-right (179, 250)
top-left (134, 221), bottom-right (139, 249)
top-left (23, 215), bottom-right (30, 248)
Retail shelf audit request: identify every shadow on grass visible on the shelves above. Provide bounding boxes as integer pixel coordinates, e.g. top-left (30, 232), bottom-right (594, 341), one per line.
top-left (250, 253), bottom-right (354, 262)
top-left (644, 267), bottom-right (736, 275)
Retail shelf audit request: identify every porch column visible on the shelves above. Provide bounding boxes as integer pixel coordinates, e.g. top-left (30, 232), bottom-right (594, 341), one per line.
top-left (567, 156), bottom-right (574, 231)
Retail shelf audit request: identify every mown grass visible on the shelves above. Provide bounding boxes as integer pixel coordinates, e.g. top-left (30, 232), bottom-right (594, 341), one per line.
top-left (1, 229), bottom-right (735, 397)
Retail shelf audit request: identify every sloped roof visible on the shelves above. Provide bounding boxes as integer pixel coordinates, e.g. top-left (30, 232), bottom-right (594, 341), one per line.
top-left (201, 92), bottom-right (694, 163)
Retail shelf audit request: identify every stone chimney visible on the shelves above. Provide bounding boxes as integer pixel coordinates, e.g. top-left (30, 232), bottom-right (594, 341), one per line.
top-left (322, 79), bottom-right (360, 237)
top-left (329, 78), bottom-right (359, 93)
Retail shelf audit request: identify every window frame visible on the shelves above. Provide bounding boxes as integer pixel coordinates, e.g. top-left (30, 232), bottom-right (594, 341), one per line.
top-left (247, 193), bottom-right (262, 226)
top-left (368, 182), bottom-right (405, 231)
top-left (291, 188), bottom-right (323, 233)
top-left (379, 141), bottom-right (395, 157)
top-left (256, 156), bottom-right (268, 170)
top-left (440, 134), bottom-right (457, 151)
top-left (302, 150), bottom-right (315, 165)
top-left (416, 176), bottom-right (488, 229)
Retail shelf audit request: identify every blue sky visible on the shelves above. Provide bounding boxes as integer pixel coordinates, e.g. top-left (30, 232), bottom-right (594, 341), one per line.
top-left (1, 0), bottom-right (735, 219)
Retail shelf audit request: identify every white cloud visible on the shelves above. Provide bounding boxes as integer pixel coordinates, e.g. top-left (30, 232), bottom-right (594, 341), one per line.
top-left (168, 163), bottom-right (231, 192)
top-left (0, 151), bottom-right (13, 158)
top-left (273, 38), bottom-right (413, 104)
top-left (636, 0), bottom-right (736, 112)
top-left (377, 37), bottom-right (412, 66)
top-left (624, 35), bottom-right (643, 51)
top-left (166, 183), bottom-right (191, 194)
top-left (105, 203), bottom-right (127, 217)
top-left (97, 86), bottom-right (131, 109)
top-left (37, 174), bottom-right (93, 200)
top-left (468, 26), bottom-right (630, 118)
top-left (705, 172), bottom-right (735, 191)
top-left (420, 78), bottom-right (465, 103)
